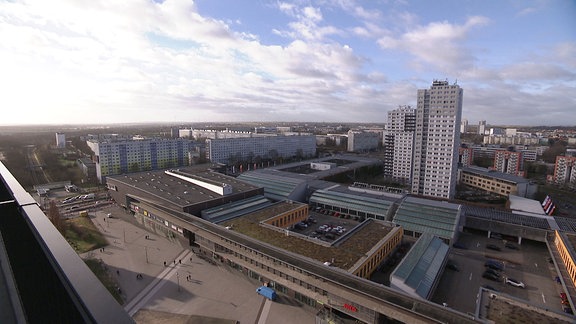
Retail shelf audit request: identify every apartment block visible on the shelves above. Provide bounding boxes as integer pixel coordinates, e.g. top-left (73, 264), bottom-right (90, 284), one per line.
top-left (384, 106), bottom-right (415, 183)
top-left (458, 147), bottom-right (474, 167)
top-left (493, 150), bottom-right (524, 177)
top-left (206, 135), bottom-right (316, 164)
top-left (347, 130), bottom-right (380, 152)
top-left (87, 137), bottom-right (195, 182)
top-left (553, 155), bottom-right (576, 189)
top-left (411, 80), bottom-right (463, 199)
top-left (55, 132), bottom-right (66, 149)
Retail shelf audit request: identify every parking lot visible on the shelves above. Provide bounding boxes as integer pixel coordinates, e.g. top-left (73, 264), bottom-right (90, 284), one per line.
top-left (432, 230), bottom-right (568, 315)
top-left (291, 208), bottom-right (360, 242)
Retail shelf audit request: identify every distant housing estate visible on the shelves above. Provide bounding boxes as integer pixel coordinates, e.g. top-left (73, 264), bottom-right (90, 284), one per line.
top-left (86, 134), bottom-right (196, 182)
top-left (347, 129), bottom-right (381, 152)
top-left (205, 135), bottom-right (316, 165)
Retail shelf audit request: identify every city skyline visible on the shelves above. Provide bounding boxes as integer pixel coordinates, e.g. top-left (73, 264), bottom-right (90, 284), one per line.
top-left (1, 0), bottom-right (574, 126)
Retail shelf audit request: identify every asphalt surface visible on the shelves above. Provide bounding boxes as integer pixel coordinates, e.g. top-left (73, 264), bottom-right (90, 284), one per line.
top-left (432, 231), bottom-right (567, 315)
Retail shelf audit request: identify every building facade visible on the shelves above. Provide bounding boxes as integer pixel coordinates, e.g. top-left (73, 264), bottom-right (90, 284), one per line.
top-left (459, 167), bottom-right (537, 198)
top-left (87, 137), bottom-right (195, 182)
top-left (206, 135), bottom-right (316, 164)
top-left (460, 119), bottom-right (468, 133)
top-left (554, 231), bottom-right (576, 288)
top-left (384, 106), bottom-right (415, 183)
top-left (55, 132), bottom-right (66, 149)
top-left (347, 130), bottom-right (381, 152)
top-left (458, 147), bottom-right (474, 167)
top-left (553, 156), bottom-right (576, 189)
top-left (411, 80), bottom-right (463, 199)
top-left (493, 150), bottom-right (524, 177)
top-left (478, 120), bottom-right (486, 135)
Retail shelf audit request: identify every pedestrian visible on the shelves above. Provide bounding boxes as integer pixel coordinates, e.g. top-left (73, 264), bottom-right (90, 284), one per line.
top-left (179, 259), bottom-right (181, 264)
top-left (174, 260), bottom-right (176, 265)
top-left (116, 270), bottom-right (120, 275)
top-left (163, 261), bottom-right (166, 266)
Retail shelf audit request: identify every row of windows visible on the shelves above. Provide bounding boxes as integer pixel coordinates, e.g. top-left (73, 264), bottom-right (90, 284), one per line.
top-left (269, 208), bottom-right (308, 227)
top-left (556, 234), bottom-right (576, 286)
top-left (354, 230), bottom-right (402, 278)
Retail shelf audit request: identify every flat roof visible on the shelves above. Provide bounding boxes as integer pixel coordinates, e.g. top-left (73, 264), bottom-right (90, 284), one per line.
top-left (508, 195), bottom-right (546, 216)
top-left (310, 187), bottom-right (397, 218)
top-left (107, 167), bottom-right (261, 208)
top-left (461, 166), bottom-right (529, 184)
top-left (221, 201), bottom-right (396, 270)
top-left (393, 197), bottom-right (460, 240)
top-left (391, 233), bottom-right (449, 299)
top-left (239, 154), bottom-right (383, 182)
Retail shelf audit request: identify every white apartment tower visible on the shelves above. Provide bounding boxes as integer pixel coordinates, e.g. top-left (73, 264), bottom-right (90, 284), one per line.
top-left (478, 120), bottom-right (487, 135)
top-left (460, 119), bottom-right (468, 133)
top-left (56, 132), bottom-right (66, 149)
top-left (411, 80), bottom-right (463, 199)
top-left (384, 106), bottom-right (416, 183)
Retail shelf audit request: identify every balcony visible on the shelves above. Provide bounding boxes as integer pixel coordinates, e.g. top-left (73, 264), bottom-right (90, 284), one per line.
top-left (0, 162), bottom-right (133, 324)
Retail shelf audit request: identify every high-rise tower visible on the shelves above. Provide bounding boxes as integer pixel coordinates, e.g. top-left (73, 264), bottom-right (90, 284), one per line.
top-left (411, 80), bottom-right (463, 199)
top-left (384, 105), bottom-right (416, 184)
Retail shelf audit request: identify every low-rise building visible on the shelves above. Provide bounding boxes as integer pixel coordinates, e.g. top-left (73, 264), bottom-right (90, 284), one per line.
top-left (459, 166), bottom-right (538, 198)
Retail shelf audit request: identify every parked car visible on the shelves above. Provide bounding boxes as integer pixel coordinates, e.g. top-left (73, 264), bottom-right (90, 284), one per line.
top-left (485, 260), bottom-right (504, 271)
top-left (485, 268), bottom-right (500, 277)
top-left (446, 262), bottom-right (460, 272)
top-left (483, 271), bottom-right (500, 282)
top-left (505, 278), bottom-right (525, 288)
top-left (486, 244), bottom-right (501, 251)
top-left (490, 233), bottom-right (502, 240)
top-left (453, 242), bottom-right (467, 249)
top-left (325, 233), bottom-right (336, 240)
top-left (505, 242), bottom-right (519, 250)
top-left (564, 307), bottom-right (573, 314)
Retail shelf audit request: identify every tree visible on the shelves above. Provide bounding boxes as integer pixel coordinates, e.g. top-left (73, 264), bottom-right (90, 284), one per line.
top-left (542, 141), bottom-right (566, 163)
top-left (129, 162), bottom-right (140, 172)
top-left (47, 200), bottom-right (65, 234)
top-left (268, 149), bottom-right (279, 162)
top-left (473, 156), bottom-right (493, 168)
top-left (295, 149), bottom-right (304, 160)
top-left (247, 151), bottom-right (255, 164)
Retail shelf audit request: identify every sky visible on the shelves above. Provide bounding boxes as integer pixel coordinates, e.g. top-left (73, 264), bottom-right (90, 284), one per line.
top-left (0, 0), bottom-right (575, 126)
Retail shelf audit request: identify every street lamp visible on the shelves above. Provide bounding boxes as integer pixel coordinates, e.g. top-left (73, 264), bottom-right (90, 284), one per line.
top-left (145, 246), bottom-right (149, 263)
top-left (176, 272), bottom-right (180, 292)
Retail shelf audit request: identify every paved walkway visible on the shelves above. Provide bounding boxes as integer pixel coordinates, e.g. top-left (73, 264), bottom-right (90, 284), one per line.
top-left (81, 204), bottom-right (316, 323)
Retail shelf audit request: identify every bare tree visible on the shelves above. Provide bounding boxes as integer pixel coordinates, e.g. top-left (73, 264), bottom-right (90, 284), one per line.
top-left (47, 200), bottom-right (65, 234)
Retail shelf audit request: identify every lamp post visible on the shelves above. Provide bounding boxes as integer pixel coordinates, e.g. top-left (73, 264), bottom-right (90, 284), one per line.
top-left (176, 272), bottom-right (180, 292)
top-left (145, 246), bottom-right (149, 263)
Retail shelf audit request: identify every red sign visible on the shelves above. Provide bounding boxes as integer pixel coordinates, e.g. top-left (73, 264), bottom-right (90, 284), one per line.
top-left (343, 303), bottom-right (357, 312)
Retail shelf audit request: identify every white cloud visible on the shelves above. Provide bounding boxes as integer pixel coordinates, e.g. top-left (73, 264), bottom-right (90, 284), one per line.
top-left (378, 16), bottom-right (490, 73)
top-left (0, 0), bottom-right (573, 126)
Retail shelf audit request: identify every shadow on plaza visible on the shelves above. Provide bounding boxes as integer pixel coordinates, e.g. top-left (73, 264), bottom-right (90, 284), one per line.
top-left (106, 264), bottom-right (204, 305)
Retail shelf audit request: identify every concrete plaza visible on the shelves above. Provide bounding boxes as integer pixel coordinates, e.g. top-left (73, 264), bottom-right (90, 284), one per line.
top-left (82, 203), bottom-right (316, 323)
